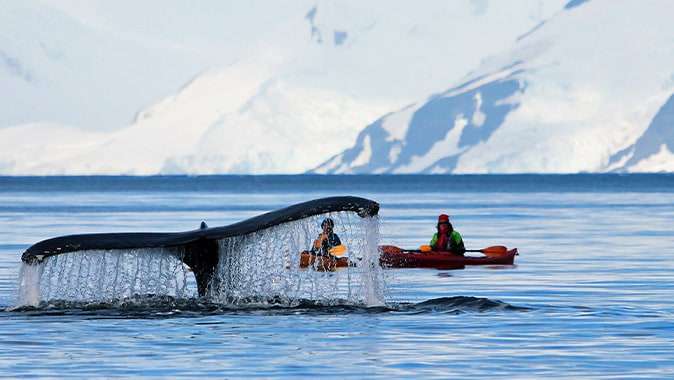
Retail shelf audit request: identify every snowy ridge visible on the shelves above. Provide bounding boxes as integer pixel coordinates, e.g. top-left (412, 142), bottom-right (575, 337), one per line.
top-left (314, 0), bottom-right (674, 173)
top-left (1, 0), bottom-right (673, 174)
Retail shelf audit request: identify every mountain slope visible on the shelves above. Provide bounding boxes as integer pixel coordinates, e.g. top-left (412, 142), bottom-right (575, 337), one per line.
top-left (0, 0), bottom-right (314, 132)
top-left (312, 0), bottom-right (674, 174)
top-left (0, 0), bottom-right (569, 175)
top-left (3, 1), bottom-right (674, 175)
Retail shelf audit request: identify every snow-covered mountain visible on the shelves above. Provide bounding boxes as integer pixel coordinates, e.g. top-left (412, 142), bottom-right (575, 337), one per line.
top-left (0, 0), bottom-right (315, 132)
top-left (1, 0), bottom-right (673, 175)
top-left (313, 0), bottom-right (674, 173)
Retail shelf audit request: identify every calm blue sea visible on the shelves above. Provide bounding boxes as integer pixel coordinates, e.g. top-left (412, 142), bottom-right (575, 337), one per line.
top-left (1, 174), bottom-right (673, 379)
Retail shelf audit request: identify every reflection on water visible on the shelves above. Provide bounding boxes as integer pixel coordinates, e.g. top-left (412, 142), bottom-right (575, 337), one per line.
top-left (1, 175), bottom-right (673, 379)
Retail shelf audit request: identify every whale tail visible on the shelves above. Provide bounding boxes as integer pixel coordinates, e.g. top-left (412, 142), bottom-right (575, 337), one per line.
top-left (21, 196), bottom-right (380, 297)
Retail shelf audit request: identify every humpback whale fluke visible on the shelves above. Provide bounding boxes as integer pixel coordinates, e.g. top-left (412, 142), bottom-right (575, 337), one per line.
top-left (21, 196), bottom-right (380, 296)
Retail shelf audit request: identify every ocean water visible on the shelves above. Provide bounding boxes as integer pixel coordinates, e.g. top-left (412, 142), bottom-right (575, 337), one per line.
top-left (1, 174), bottom-right (673, 379)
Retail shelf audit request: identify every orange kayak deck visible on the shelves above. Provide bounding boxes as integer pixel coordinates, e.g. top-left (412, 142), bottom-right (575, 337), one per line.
top-left (299, 252), bottom-right (355, 271)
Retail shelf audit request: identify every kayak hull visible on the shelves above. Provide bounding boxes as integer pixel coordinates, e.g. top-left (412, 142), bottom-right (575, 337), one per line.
top-left (379, 245), bottom-right (517, 269)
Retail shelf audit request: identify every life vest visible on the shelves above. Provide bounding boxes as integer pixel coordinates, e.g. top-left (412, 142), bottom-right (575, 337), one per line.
top-left (434, 233), bottom-right (449, 250)
top-left (432, 231), bottom-right (464, 252)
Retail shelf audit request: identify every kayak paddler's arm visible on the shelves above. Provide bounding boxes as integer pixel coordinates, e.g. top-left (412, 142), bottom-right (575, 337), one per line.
top-left (429, 233), bottom-right (438, 249)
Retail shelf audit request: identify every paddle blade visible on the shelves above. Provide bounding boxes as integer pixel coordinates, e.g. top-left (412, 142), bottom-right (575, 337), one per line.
top-left (328, 245), bottom-right (347, 256)
top-left (378, 245), bottom-right (403, 254)
top-left (481, 245), bottom-right (508, 257)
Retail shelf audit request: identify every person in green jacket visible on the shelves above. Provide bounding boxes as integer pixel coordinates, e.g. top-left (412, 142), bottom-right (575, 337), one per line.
top-left (429, 214), bottom-right (466, 255)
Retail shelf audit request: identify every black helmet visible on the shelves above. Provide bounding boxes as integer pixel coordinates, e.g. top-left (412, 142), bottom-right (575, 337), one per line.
top-left (321, 218), bottom-right (334, 228)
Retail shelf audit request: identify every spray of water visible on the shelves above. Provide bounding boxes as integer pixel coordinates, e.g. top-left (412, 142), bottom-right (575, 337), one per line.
top-left (15, 212), bottom-right (386, 308)
top-left (15, 248), bottom-right (192, 307)
top-left (208, 213), bottom-right (385, 306)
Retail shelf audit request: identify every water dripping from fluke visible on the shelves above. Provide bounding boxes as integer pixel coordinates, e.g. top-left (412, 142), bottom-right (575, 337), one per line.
top-left (15, 196), bottom-right (386, 309)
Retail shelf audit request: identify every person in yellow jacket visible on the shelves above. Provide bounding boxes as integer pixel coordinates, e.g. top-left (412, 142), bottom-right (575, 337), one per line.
top-left (311, 218), bottom-right (342, 256)
top-left (429, 214), bottom-right (466, 255)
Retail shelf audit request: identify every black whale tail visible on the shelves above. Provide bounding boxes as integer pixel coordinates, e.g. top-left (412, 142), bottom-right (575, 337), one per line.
top-left (21, 196), bottom-right (380, 297)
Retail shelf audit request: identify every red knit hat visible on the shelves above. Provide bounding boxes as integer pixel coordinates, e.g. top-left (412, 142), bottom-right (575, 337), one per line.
top-left (437, 214), bottom-right (450, 224)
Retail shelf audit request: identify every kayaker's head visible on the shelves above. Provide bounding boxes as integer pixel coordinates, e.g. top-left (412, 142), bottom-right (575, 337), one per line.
top-left (437, 214), bottom-right (451, 232)
top-left (321, 218), bottom-right (335, 232)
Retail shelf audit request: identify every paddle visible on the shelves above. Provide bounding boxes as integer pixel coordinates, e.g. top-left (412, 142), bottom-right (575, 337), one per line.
top-left (419, 245), bottom-right (508, 257)
top-left (302, 245), bottom-right (346, 257)
top-left (466, 245), bottom-right (508, 257)
top-left (328, 245), bottom-right (347, 256)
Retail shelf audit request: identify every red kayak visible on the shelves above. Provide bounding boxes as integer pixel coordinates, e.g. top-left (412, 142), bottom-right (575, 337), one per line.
top-left (379, 245), bottom-right (518, 269)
